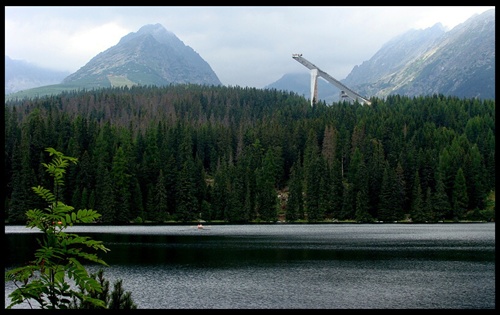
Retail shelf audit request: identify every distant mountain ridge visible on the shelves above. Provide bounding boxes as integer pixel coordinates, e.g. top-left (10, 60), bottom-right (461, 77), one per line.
top-left (5, 23), bottom-right (222, 98)
top-left (343, 23), bottom-right (446, 88)
top-left (5, 56), bottom-right (70, 94)
top-left (6, 10), bottom-right (495, 101)
top-left (267, 9), bottom-right (495, 102)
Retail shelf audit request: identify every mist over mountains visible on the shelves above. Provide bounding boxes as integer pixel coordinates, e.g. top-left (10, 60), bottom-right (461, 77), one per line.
top-left (5, 24), bottom-right (221, 98)
top-left (5, 56), bottom-right (70, 95)
top-left (267, 9), bottom-right (495, 102)
top-left (5, 9), bottom-right (495, 101)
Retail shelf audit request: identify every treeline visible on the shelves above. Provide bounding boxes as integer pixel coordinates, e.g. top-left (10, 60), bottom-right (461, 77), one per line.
top-left (4, 84), bottom-right (495, 224)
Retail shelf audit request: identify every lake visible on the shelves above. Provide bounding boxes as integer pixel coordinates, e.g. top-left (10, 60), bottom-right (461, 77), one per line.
top-left (5, 223), bottom-right (496, 309)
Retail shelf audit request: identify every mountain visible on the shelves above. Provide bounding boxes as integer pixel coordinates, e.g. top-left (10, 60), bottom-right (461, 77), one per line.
top-left (6, 23), bottom-right (222, 99)
top-left (63, 23), bottom-right (222, 88)
top-left (5, 56), bottom-right (70, 95)
top-left (342, 23), bottom-right (446, 89)
top-left (267, 72), bottom-right (339, 103)
top-left (267, 9), bottom-right (495, 102)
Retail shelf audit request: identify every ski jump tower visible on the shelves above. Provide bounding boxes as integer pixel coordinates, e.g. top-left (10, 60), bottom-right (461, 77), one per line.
top-left (292, 54), bottom-right (371, 106)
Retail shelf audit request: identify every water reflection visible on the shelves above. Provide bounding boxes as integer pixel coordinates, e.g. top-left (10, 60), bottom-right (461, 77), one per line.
top-left (5, 224), bottom-right (495, 309)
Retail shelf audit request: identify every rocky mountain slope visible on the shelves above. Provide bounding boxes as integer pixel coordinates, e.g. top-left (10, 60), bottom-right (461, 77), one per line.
top-left (268, 9), bottom-right (495, 102)
top-left (63, 23), bottom-right (222, 88)
top-left (5, 23), bottom-right (222, 98)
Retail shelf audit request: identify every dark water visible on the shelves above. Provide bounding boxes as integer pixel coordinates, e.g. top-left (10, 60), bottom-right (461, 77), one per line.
top-left (5, 223), bottom-right (495, 309)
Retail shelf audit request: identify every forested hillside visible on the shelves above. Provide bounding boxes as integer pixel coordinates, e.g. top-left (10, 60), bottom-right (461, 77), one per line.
top-left (4, 85), bottom-right (495, 224)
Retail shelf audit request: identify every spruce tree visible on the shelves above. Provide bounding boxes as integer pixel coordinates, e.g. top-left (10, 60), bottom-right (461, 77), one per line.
top-left (355, 189), bottom-right (373, 222)
top-left (330, 157), bottom-right (344, 220)
top-left (410, 171), bottom-right (425, 222)
top-left (286, 161), bottom-right (304, 222)
top-left (452, 167), bottom-right (469, 220)
top-left (377, 166), bottom-right (393, 222)
top-left (432, 171), bottom-right (451, 220)
top-left (154, 170), bottom-right (169, 222)
top-left (111, 147), bottom-right (131, 223)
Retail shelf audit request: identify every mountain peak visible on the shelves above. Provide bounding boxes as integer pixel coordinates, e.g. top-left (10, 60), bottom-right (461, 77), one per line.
top-left (63, 23), bottom-right (222, 88)
top-left (118, 23), bottom-right (180, 47)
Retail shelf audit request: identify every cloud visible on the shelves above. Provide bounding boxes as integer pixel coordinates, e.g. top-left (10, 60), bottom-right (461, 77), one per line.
top-left (5, 6), bottom-right (494, 88)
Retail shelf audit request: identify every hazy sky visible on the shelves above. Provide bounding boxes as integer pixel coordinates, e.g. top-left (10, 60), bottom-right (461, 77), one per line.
top-left (5, 6), bottom-right (494, 88)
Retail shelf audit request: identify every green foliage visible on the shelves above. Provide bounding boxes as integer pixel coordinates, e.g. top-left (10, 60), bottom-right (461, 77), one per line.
top-left (286, 161), bottom-right (304, 222)
top-left (4, 87), bottom-right (496, 224)
top-left (69, 269), bottom-right (137, 309)
top-left (4, 148), bottom-right (132, 309)
top-left (479, 190), bottom-right (495, 221)
top-left (452, 168), bottom-right (469, 220)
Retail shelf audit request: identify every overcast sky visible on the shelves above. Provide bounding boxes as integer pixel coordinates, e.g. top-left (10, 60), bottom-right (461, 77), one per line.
top-left (5, 6), bottom-right (494, 88)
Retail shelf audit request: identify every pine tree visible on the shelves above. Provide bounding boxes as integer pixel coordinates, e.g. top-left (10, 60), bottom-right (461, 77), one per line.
top-left (95, 166), bottom-right (115, 223)
top-left (8, 143), bottom-right (40, 223)
top-left (286, 161), bottom-right (304, 222)
top-left (423, 186), bottom-right (434, 222)
top-left (304, 130), bottom-right (322, 221)
top-left (154, 170), bottom-right (169, 222)
top-left (212, 162), bottom-right (229, 221)
top-left (377, 166), bottom-right (393, 222)
top-left (432, 171), bottom-right (451, 220)
top-left (367, 139), bottom-right (385, 219)
top-left (393, 162), bottom-right (406, 221)
top-left (355, 189), bottom-right (373, 222)
top-left (70, 269), bottom-right (137, 309)
top-left (452, 167), bottom-right (469, 220)
top-left (464, 144), bottom-right (487, 210)
top-left (340, 182), bottom-right (354, 220)
top-left (330, 157), bottom-right (344, 220)
top-left (305, 155), bottom-right (322, 222)
top-left (176, 160), bottom-right (198, 222)
top-left (410, 171), bottom-right (425, 222)
top-left (145, 184), bottom-right (156, 221)
top-left (111, 147), bottom-right (131, 223)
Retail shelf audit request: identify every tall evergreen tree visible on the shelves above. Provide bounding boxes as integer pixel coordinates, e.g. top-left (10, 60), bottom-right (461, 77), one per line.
top-left (212, 162), bottom-right (229, 221)
top-left (95, 167), bottom-right (115, 223)
top-left (154, 170), bottom-right (169, 222)
top-left (304, 130), bottom-right (322, 221)
top-left (304, 155), bottom-right (322, 222)
top-left (176, 160), bottom-right (198, 222)
top-left (367, 139), bottom-right (385, 218)
top-left (378, 164), bottom-right (396, 222)
top-left (8, 143), bottom-right (39, 223)
top-left (145, 184), bottom-right (156, 221)
top-left (330, 157), bottom-right (344, 220)
top-left (464, 144), bottom-right (487, 210)
top-left (410, 171), bottom-right (425, 222)
top-left (340, 182), bottom-right (354, 220)
top-left (423, 186), bottom-right (434, 222)
top-left (394, 162), bottom-right (406, 220)
top-left (432, 171), bottom-right (451, 220)
top-left (111, 147), bottom-right (131, 223)
top-left (319, 162), bottom-right (334, 219)
top-left (130, 179), bottom-right (144, 222)
top-left (355, 189), bottom-right (372, 223)
top-left (452, 167), bottom-right (469, 220)
top-left (255, 150), bottom-right (278, 222)
top-left (286, 161), bottom-right (304, 222)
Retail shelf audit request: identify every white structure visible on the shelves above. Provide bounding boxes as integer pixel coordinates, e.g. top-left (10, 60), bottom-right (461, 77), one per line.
top-left (292, 54), bottom-right (371, 106)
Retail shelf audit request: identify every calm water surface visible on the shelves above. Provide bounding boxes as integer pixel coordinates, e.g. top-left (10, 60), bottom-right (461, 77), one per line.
top-left (5, 223), bottom-right (495, 309)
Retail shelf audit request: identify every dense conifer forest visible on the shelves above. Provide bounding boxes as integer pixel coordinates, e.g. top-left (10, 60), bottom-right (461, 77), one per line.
top-left (4, 84), bottom-right (495, 224)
